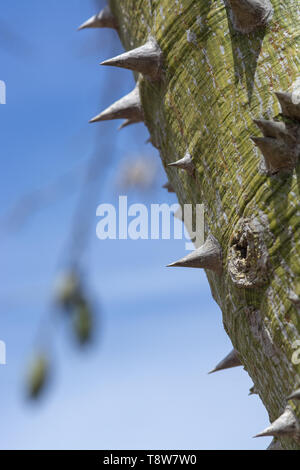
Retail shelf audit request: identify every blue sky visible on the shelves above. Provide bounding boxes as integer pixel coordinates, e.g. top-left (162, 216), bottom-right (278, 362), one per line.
top-left (0, 0), bottom-right (270, 450)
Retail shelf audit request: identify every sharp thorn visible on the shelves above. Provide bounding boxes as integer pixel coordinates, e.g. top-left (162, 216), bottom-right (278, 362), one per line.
top-left (249, 385), bottom-right (258, 396)
top-left (101, 37), bottom-right (163, 80)
top-left (162, 182), bottom-right (175, 193)
top-left (90, 83), bottom-right (143, 123)
top-left (227, 0), bottom-right (273, 34)
top-left (287, 388), bottom-right (300, 401)
top-left (168, 152), bottom-right (195, 175)
top-left (275, 91), bottom-right (300, 121)
top-left (253, 118), bottom-right (288, 138)
top-left (118, 119), bottom-right (140, 131)
top-left (208, 349), bottom-right (242, 374)
top-left (251, 136), bottom-right (296, 173)
top-left (167, 235), bottom-right (222, 275)
top-left (78, 6), bottom-right (117, 31)
top-left (254, 406), bottom-right (300, 438)
top-left (253, 118), bottom-right (297, 148)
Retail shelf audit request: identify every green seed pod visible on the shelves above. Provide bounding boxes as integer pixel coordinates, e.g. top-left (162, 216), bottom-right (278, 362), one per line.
top-left (73, 301), bottom-right (93, 346)
top-left (55, 271), bottom-right (82, 311)
top-left (26, 354), bottom-right (49, 400)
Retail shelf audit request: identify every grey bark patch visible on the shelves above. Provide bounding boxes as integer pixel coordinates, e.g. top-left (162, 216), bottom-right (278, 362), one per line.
top-left (228, 216), bottom-right (271, 287)
top-left (245, 307), bottom-right (280, 363)
top-left (267, 438), bottom-right (283, 450)
top-left (267, 439), bottom-right (283, 450)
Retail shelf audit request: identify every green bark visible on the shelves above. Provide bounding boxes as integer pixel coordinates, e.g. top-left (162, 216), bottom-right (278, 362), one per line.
top-left (109, 0), bottom-right (300, 449)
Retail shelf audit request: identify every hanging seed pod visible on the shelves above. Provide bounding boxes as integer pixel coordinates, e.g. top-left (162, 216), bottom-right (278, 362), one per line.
top-left (73, 301), bottom-right (93, 346)
top-left (26, 353), bottom-right (49, 400)
top-left (55, 271), bottom-right (83, 311)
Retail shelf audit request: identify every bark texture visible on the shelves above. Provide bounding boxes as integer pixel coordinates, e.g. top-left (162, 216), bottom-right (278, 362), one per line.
top-left (108, 0), bottom-right (300, 449)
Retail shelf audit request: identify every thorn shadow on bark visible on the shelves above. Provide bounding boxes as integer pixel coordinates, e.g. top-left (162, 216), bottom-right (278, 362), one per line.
top-left (224, 6), bottom-right (267, 103)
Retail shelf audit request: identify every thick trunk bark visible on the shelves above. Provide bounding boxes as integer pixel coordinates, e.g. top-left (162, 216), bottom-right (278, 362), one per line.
top-left (106, 0), bottom-right (300, 449)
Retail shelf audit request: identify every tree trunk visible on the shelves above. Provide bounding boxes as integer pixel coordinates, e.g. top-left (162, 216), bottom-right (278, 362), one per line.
top-left (105, 0), bottom-right (300, 449)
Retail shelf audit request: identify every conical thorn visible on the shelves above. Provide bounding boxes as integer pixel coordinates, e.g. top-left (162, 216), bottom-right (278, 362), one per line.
top-left (168, 152), bottom-right (195, 175)
top-left (275, 91), bottom-right (300, 121)
top-left (254, 406), bottom-right (300, 438)
top-left (162, 182), bottom-right (175, 193)
top-left (118, 119), bottom-right (141, 131)
top-left (167, 234), bottom-right (222, 275)
top-left (251, 136), bottom-right (296, 174)
top-left (287, 388), bottom-right (300, 401)
top-left (90, 83), bottom-right (143, 123)
top-left (226, 0), bottom-right (273, 34)
top-left (208, 349), bottom-right (242, 374)
top-left (78, 6), bottom-right (117, 31)
top-left (249, 385), bottom-right (258, 396)
top-left (253, 119), bottom-right (288, 138)
top-left (101, 37), bottom-right (163, 81)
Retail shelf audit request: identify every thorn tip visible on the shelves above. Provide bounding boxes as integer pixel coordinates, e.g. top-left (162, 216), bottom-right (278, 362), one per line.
top-left (168, 152), bottom-right (195, 175)
top-left (78, 6), bottom-right (117, 31)
top-left (167, 235), bottom-right (222, 274)
top-left (101, 37), bottom-right (163, 80)
top-left (90, 83), bottom-right (143, 124)
top-left (208, 349), bottom-right (242, 374)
